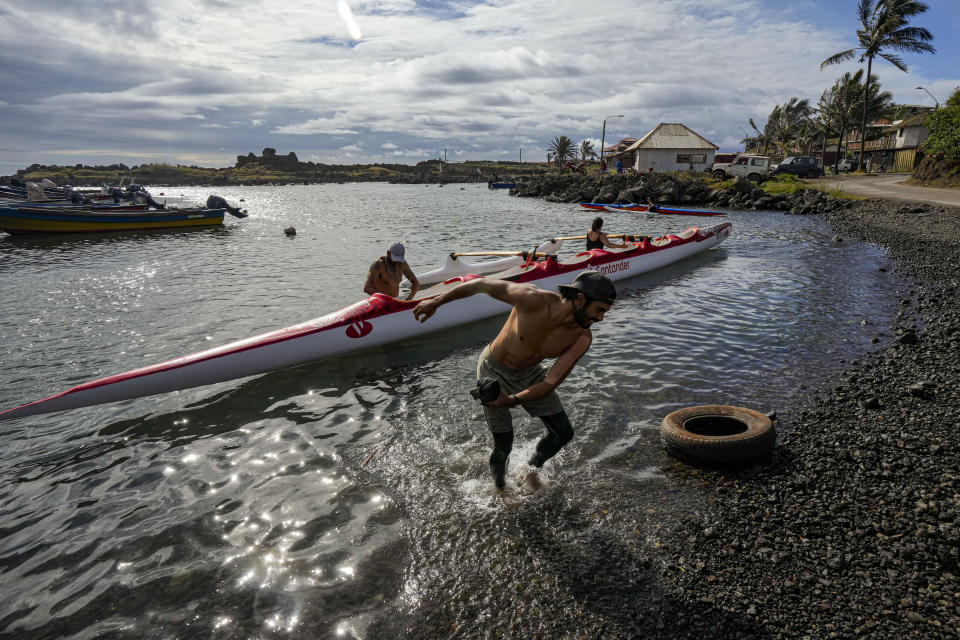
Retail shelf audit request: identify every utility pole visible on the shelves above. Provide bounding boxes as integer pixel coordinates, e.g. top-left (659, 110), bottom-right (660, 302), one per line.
top-left (600, 114), bottom-right (624, 164)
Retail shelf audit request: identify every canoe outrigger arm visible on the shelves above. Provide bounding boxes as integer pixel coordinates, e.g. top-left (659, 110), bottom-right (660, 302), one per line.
top-left (450, 250), bottom-right (553, 259)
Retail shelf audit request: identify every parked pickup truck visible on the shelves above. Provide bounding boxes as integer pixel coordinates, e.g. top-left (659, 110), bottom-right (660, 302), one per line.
top-left (710, 155), bottom-right (772, 182)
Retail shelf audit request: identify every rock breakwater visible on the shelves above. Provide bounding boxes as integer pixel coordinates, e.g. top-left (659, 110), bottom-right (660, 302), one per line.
top-left (511, 171), bottom-right (851, 215)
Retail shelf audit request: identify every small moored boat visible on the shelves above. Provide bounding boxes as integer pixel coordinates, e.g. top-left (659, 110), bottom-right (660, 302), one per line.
top-left (581, 202), bottom-right (727, 216)
top-left (580, 202), bottom-right (644, 211)
top-left (0, 206), bottom-right (228, 235)
top-left (602, 205), bottom-right (727, 217)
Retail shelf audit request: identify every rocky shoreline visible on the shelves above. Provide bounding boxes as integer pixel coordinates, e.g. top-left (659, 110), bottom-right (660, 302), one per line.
top-left (512, 170), bottom-right (852, 216)
top-left (531, 177), bottom-right (959, 637)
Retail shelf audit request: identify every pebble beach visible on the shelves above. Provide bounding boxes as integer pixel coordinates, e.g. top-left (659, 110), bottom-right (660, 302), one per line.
top-left (624, 197), bottom-right (960, 639)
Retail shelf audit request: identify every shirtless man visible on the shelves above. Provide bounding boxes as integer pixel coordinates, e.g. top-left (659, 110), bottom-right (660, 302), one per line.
top-left (412, 271), bottom-right (616, 492)
top-left (363, 242), bottom-right (420, 300)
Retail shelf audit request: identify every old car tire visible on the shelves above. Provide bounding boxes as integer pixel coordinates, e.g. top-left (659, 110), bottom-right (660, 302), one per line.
top-left (747, 173), bottom-right (761, 183)
top-left (661, 405), bottom-right (775, 465)
top-left (712, 170), bottom-right (727, 179)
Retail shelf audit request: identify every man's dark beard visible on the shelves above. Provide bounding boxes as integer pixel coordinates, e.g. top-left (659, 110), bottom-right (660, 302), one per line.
top-left (573, 304), bottom-right (593, 328)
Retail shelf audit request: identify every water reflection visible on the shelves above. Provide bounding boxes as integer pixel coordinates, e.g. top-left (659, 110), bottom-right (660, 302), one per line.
top-left (0, 185), bottom-right (906, 638)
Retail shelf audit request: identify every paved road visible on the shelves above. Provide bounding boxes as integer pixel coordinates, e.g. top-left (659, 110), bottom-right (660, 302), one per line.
top-left (810, 173), bottom-right (960, 207)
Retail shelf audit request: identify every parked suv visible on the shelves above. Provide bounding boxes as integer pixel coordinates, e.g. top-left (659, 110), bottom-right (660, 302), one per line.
top-left (836, 157), bottom-right (858, 173)
top-left (710, 154), bottom-right (772, 182)
top-left (772, 156), bottom-right (823, 178)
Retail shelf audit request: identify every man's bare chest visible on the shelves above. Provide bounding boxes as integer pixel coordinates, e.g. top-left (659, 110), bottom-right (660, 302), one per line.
top-left (515, 320), bottom-right (581, 359)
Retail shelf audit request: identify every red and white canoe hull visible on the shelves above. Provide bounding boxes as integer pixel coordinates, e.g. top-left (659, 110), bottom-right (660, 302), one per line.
top-left (0, 223), bottom-right (731, 420)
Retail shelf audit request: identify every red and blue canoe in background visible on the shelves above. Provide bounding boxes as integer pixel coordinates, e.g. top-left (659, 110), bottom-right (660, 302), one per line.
top-left (0, 223), bottom-right (732, 420)
top-left (579, 202), bottom-right (727, 216)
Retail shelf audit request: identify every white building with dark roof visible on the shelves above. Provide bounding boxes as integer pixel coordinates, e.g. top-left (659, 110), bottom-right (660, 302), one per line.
top-left (625, 123), bottom-right (718, 173)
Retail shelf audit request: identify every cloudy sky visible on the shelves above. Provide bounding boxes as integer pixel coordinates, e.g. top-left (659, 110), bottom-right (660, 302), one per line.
top-left (0, 0), bottom-right (957, 173)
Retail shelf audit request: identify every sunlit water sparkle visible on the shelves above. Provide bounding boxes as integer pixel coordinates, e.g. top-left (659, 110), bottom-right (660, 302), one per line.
top-left (0, 183), bottom-right (906, 638)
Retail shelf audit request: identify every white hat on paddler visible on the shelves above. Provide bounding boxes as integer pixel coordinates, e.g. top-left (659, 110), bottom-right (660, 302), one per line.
top-left (388, 242), bottom-right (406, 262)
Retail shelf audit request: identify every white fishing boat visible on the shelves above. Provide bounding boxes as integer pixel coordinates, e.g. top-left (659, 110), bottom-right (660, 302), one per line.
top-left (0, 223), bottom-right (731, 420)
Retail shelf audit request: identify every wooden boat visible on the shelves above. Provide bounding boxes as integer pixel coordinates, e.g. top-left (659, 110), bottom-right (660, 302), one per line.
top-left (0, 186), bottom-right (116, 202)
top-left (7, 202), bottom-right (151, 211)
top-left (0, 223), bottom-right (731, 420)
top-left (487, 181), bottom-right (516, 189)
top-left (0, 206), bottom-right (228, 235)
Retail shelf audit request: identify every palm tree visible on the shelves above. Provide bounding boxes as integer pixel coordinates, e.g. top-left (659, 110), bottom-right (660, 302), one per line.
top-left (748, 118), bottom-right (772, 155)
top-left (821, 0), bottom-right (935, 163)
top-left (765, 97), bottom-right (813, 157)
top-left (548, 136), bottom-right (575, 169)
top-left (818, 70), bottom-right (892, 172)
top-left (579, 139), bottom-right (596, 162)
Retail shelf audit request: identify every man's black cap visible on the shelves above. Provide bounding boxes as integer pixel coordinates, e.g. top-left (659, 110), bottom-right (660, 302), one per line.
top-left (557, 270), bottom-right (617, 305)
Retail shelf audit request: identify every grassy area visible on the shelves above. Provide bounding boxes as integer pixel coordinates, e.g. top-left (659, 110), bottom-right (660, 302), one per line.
top-left (6, 159), bottom-right (552, 187)
top-left (708, 178), bottom-right (735, 191)
top-left (760, 174), bottom-right (808, 195)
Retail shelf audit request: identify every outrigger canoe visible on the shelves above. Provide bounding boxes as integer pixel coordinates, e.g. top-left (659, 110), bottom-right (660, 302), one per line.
top-left (601, 205), bottom-right (727, 217)
top-left (579, 202), bottom-right (646, 211)
top-left (580, 202), bottom-right (727, 216)
top-left (0, 223), bottom-right (731, 420)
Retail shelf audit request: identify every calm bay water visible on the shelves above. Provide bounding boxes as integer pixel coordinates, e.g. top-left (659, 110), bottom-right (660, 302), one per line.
top-left (0, 184), bottom-right (904, 638)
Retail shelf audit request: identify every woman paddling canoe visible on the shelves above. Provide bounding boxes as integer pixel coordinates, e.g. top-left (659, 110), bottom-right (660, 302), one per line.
top-left (586, 217), bottom-right (632, 250)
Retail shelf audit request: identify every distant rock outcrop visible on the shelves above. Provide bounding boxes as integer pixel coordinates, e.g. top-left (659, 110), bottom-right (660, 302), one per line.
top-left (235, 148), bottom-right (301, 171)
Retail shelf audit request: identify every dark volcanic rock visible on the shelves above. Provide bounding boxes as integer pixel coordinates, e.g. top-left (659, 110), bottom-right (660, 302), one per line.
top-left (504, 180), bottom-right (960, 639)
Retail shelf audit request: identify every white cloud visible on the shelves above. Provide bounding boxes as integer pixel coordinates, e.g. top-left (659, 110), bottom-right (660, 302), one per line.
top-left (0, 0), bottom-right (956, 168)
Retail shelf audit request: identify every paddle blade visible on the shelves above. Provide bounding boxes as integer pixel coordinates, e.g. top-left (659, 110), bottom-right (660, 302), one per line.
top-left (536, 239), bottom-right (563, 254)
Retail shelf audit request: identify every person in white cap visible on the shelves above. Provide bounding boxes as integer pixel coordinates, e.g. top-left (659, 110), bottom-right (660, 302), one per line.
top-left (363, 242), bottom-right (420, 300)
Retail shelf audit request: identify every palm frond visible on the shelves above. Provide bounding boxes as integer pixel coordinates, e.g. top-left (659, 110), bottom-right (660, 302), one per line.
top-left (857, 0), bottom-right (874, 27)
top-left (878, 52), bottom-right (907, 71)
top-left (821, 49), bottom-right (857, 69)
top-left (893, 0), bottom-right (932, 19)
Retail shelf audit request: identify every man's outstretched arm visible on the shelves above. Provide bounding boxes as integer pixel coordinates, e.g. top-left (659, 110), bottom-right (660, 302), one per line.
top-left (412, 277), bottom-right (533, 322)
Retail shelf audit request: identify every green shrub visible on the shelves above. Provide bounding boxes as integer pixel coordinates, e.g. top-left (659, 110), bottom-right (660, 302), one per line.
top-left (921, 88), bottom-right (960, 164)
